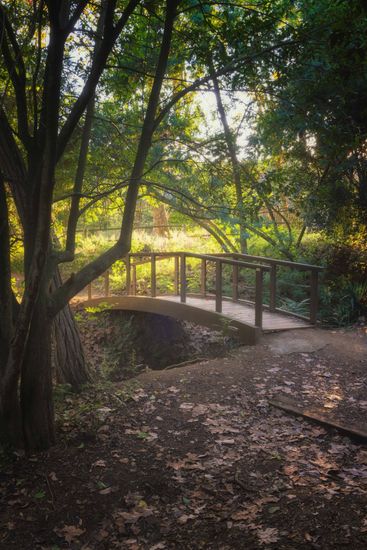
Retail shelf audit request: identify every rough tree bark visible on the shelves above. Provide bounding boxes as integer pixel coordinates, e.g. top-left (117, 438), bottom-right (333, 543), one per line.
top-left (21, 295), bottom-right (55, 449)
top-left (52, 269), bottom-right (91, 389)
top-left (52, 279), bottom-right (90, 388)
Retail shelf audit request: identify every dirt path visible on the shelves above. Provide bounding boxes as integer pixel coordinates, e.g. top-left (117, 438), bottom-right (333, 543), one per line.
top-left (1, 328), bottom-right (366, 549)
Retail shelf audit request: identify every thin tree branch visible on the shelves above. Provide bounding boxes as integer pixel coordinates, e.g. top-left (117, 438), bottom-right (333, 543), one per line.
top-left (65, 0), bottom-right (90, 33)
top-left (50, 0), bottom-right (178, 312)
top-left (153, 39), bottom-right (298, 130)
top-left (0, 4), bottom-right (31, 147)
top-left (56, 0), bottom-right (141, 161)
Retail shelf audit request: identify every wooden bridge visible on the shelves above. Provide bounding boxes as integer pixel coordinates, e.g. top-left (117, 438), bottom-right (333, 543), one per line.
top-left (82, 252), bottom-right (323, 344)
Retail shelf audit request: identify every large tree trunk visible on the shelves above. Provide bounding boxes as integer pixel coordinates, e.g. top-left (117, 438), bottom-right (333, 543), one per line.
top-left (51, 270), bottom-right (91, 389)
top-left (53, 305), bottom-right (91, 389)
top-left (0, 110), bottom-right (88, 391)
top-left (0, 381), bottom-right (22, 448)
top-left (0, 176), bottom-right (22, 446)
top-left (20, 295), bottom-right (55, 450)
top-left (0, 177), bottom-right (12, 366)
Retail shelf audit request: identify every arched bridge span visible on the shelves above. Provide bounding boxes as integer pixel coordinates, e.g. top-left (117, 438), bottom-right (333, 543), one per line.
top-left (80, 252), bottom-right (323, 345)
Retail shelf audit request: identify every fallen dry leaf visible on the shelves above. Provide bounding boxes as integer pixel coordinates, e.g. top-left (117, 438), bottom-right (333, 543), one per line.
top-left (356, 451), bottom-right (367, 465)
top-left (177, 513), bottom-right (196, 525)
top-left (99, 486), bottom-right (116, 495)
top-left (232, 505), bottom-right (259, 522)
top-left (114, 506), bottom-right (154, 525)
top-left (93, 459), bottom-right (107, 468)
top-left (257, 527), bottom-right (279, 545)
top-left (55, 524), bottom-right (85, 544)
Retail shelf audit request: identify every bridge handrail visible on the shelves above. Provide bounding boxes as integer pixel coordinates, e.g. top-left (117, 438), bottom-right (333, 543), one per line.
top-left (128, 251), bottom-right (270, 271)
top-left (87, 250), bottom-right (321, 329)
top-left (124, 251), bottom-right (266, 327)
top-left (214, 252), bottom-right (324, 272)
top-left (212, 252), bottom-right (322, 323)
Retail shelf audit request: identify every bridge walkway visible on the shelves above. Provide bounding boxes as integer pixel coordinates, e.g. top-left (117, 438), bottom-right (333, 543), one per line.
top-left (81, 252), bottom-right (323, 344)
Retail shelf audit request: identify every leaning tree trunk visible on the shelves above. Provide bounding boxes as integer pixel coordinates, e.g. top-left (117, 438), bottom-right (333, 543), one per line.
top-left (51, 270), bottom-right (91, 389)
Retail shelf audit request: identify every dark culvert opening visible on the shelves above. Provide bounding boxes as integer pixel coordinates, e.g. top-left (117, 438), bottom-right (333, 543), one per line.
top-left (85, 310), bottom-right (242, 380)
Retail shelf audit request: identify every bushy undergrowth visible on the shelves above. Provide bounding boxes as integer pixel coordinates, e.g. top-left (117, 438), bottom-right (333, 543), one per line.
top-left (244, 228), bottom-right (366, 325)
top-left (297, 234), bottom-right (367, 326)
top-left (11, 226), bottom-right (367, 327)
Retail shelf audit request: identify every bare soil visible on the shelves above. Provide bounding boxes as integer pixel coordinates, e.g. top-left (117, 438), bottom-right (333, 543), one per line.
top-left (0, 325), bottom-right (367, 549)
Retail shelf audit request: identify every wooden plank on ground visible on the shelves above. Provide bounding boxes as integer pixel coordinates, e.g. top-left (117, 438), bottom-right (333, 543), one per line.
top-left (269, 398), bottom-right (367, 443)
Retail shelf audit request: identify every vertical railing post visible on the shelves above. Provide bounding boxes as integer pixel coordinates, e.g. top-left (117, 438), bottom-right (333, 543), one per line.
top-left (310, 269), bottom-right (319, 324)
top-left (269, 264), bottom-right (276, 312)
top-left (87, 282), bottom-right (92, 300)
top-left (201, 258), bottom-right (206, 297)
top-left (151, 254), bottom-right (156, 297)
top-left (255, 268), bottom-right (263, 328)
top-left (174, 255), bottom-right (179, 295)
top-left (232, 263), bottom-right (239, 302)
top-left (180, 253), bottom-right (186, 303)
top-left (104, 271), bottom-right (110, 297)
top-left (125, 255), bottom-right (131, 295)
top-left (132, 264), bottom-right (137, 296)
top-left (215, 260), bottom-right (222, 313)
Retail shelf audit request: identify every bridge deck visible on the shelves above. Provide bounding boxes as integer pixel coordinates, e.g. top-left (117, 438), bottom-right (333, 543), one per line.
top-left (80, 294), bottom-right (310, 345)
top-left (80, 251), bottom-right (320, 344)
top-left (159, 295), bottom-right (310, 332)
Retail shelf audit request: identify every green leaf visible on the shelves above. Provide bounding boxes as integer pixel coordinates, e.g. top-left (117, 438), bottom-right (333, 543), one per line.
top-left (137, 431), bottom-right (149, 440)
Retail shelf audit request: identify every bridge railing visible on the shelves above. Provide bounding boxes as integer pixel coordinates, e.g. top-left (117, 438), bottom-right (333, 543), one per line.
top-left (123, 252), bottom-right (271, 329)
top-left (214, 253), bottom-right (324, 324)
top-left (87, 251), bottom-right (323, 328)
